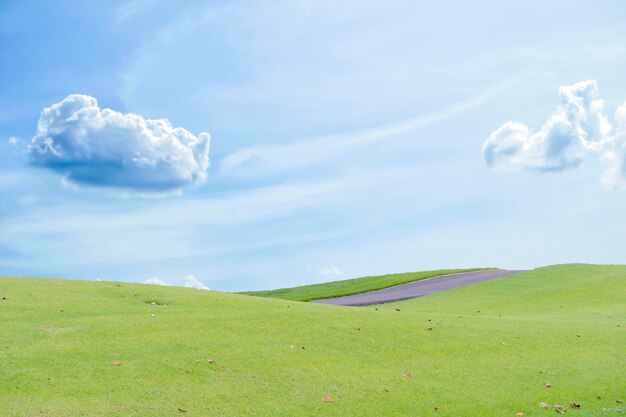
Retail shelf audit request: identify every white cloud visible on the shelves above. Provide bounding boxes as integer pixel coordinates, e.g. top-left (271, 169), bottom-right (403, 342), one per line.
top-left (112, 0), bottom-right (157, 22)
top-left (28, 94), bottom-right (210, 192)
top-left (221, 85), bottom-right (504, 177)
top-left (143, 275), bottom-right (209, 290)
top-left (483, 80), bottom-right (626, 190)
top-left (483, 80), bottom-right (611, 172)
top-left (144, 277), bottom-right (170, 286)
top-left (601, 102), bottom-right (626, 189)
top-left (184, 275), bottom-right (210, 290)
top-left (8, 136), bottom-right (18, 145)
top-left (319, 266), bottom-right (343, 278)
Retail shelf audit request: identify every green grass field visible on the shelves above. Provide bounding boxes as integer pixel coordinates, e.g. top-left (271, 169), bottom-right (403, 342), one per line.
top-left (241, 268), bottom-right (491, 301)
top-left (1, 264), bottom-right (624, 416)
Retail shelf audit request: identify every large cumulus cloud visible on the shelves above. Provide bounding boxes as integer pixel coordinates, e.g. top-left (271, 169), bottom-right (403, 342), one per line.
top-left (482, 80), bottom-right (611, 172)
top-left (28, 94), bottom-right (210, 192)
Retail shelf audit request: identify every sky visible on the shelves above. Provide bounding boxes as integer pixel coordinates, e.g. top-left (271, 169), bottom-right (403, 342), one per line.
top-left (2, 0), bottom-right (626, 291)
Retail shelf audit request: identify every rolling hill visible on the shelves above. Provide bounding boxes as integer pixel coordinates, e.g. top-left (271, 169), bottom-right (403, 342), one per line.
top-left (0, 264), bottom-right (624, 416)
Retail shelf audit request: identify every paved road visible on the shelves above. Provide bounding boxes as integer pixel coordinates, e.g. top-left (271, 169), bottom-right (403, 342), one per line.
top-left (311, 269), bottom-right (527, 306)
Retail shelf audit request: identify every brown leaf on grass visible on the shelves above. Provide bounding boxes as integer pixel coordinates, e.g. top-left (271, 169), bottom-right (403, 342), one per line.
top-left (207, 359), bottom-right (215, 364)
top-left (113, 360), bottom-right (122, 366)
top-left (516, 413), bottom-right (524, 416)
top-left (569, 402), bottom-right (580, 409)
top-left (284, 304), bottom-right (290, 308)
top-left (0, 296), bottom-right (9, 300)
top-left (301, 346), bottom-right (306, 350)
top-left (539, 402), bottom-right (550, 408)
top-left (289, 345), bottom-right (295, 350)
top-left (545, 383), bottom-right (552, 388)
top-left (402, 373), bottom-right (412, 378)
top-left (554, 404), bottom-right (567, 414)
top-left (382, 388), bottom-right (389, 393)
top-left (177, 408), bottom-right (187, 413)
top-left (322, 396), bottom-right (334, 403)
top-left (434, 406), bottom-right (440, 412)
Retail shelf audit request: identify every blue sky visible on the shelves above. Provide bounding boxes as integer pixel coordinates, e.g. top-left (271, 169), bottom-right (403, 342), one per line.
top-left (2, 0), bottom-right (626, 291)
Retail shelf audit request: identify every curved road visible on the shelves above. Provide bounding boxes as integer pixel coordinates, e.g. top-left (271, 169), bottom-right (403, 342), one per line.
top-left (311, 269), bottom-right (526, 306)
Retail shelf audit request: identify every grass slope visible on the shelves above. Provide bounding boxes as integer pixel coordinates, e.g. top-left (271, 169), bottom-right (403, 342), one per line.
top-left (240, 268), bottom-right (490, 301)
top-left (0, 264), bottom-right (624, 416)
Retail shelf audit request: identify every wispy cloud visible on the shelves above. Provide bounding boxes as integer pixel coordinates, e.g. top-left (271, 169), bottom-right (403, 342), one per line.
top-left (221, 84), bottom-right (507, 177)
top-left (112, 0), bottom-right (158, 22)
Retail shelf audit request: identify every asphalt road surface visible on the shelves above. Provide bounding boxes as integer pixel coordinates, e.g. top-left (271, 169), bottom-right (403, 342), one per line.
top-left (311, 269), bottom-right (526, 306)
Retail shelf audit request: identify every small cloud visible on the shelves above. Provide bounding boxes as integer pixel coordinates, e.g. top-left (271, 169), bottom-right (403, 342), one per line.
top-left (144, 277), bottom-right (170, 286)
top-left (319, 266), bottom-right (343, 278)
top-left (8, 136), bottom-right (19, 145)
top-left (28, 94), bottom-right (211, 193)
top-left (184, 275), bottom-right (210, 290)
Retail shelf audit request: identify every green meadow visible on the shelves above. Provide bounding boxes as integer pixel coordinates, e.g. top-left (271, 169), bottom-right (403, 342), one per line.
top-left (0, 264), bottom-right (624, 416)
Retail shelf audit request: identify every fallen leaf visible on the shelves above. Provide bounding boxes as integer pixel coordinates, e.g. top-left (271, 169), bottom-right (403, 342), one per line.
top-left (284, 304), bottom-right (290, 308)
top-left (0, 296), bottom-right (9, 300)
top-left (177, 408), bottom-right (187, 413)
top-left (569, 402), bottom-right (580, 409)
top-left (382, 388), bottom-right (389, 393)
top-left (301, 346), bottom-right (306, 350)
top-left (207, 359), bottom-right (215, 364)
top-left (434, 406), bottom-right (440, 412)
top-left (539, 402), bottom-right (550, 408)
top-left (322, 396), bottom-right (334, 403)
top-left (545, 383), bottom-right (552, 388)
top-left (113, 360), bottom-right (122, 366)
top-left (516, 413), bottom-right (525, 416)
top-left (554, 404), bottom-right (567, 414)
top-left (289, 345), bottom-right (295, 350)
top-left (402, 373), bottom-right (412, 378)
top-left (501, 341), bottom-right (507, 346)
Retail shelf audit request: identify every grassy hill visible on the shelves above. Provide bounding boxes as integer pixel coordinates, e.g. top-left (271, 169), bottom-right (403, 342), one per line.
top-left (0, 264), bottom-right (624, 416)
top-left (240, 267), bottom-right (491, 301)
